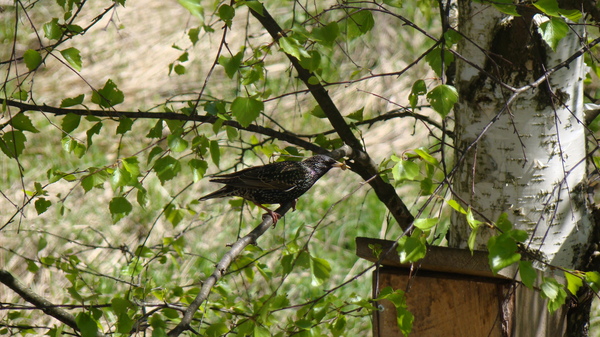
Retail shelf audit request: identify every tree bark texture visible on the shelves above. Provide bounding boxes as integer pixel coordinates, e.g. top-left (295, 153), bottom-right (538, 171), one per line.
top-left (451, 1), bottom-right (593, 336)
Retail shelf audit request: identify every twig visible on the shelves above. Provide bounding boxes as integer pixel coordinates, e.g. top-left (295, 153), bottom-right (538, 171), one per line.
top-left (0, 269), bottom-right (106, 337)
top-left (166, 202), bottom-right (293, 336)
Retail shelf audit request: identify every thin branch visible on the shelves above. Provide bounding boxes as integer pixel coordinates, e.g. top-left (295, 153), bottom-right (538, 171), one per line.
top-left (0, 269), bottom-right (106, 337)
top-left (166, 202), bottom-right (294, 337)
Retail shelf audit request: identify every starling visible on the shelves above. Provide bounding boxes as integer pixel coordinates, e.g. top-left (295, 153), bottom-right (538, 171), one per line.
top-left (199, 155), bottom-right (345, 223)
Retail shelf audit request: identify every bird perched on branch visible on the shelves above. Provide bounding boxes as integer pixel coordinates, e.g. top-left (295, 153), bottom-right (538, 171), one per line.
top-left (199, 154), bottom-right (346, 223)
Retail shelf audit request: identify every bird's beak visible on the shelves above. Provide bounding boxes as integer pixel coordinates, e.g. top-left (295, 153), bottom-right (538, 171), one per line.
top-left (333, 161), bottom-right (348, 170)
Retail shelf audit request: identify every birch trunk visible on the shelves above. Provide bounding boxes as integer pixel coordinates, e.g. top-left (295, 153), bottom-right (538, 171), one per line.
top-left (451, 1), bottom-right (593, 335)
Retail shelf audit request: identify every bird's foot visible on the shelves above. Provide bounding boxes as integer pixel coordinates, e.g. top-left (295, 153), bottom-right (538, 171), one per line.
top-left (262, 209), bottom-right (281, 225)
top-left (292, 199), bottom-right (298, 212)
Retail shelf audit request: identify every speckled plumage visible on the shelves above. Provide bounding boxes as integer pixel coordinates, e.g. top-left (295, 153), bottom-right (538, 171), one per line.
top-left (199, 155), bottom-right (344, 222)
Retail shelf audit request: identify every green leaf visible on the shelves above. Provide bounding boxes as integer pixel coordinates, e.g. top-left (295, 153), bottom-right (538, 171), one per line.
top-left (345, 10), bottom-right (374, 39)
top-left (122, 157), bottom-right (140, 179)
top-left (178, 0), bottom-right (204, 22)
top-left (466, 208), bottom-right (483, 229)
top-left (164, 204), bottom-right (185, 227)
top-left (559, 9), bottom-right (582, 22)
top-left (43, 18), bottom-right (62, 40)
top-left (209, 140), bottom-right (220, 168)
top-left (383, 0), bottom-right (403, 8)
top-left (347, 107), bottom-right (364, 121)
top-left (91, 79), bottom-right (124, 108)
top-left (61, 113), bottom-right (81, 134)
top-left (35, 198), bottom-right (52, 215)
top-left (60, 94), bottom-right (85, 107)
top-left (188, 27), bottom-right (200, 45)
top-left (75, 312), bottom-right (98, 337)
top-left (540, 277), bottom-right (567, 312)
top-left (397, 230), bottom-right (427, 263)
top-left (147, 119), bottom-right (164, 138)
top-left (60, 47), bottom-right (82, 71)
top-left (23, 49), bottom-right (42, 71)
top-left (219, 51), bottom-right (243, 79)
top-left (86, 122), bottom-right (102, 147)
top-left (81, 169), bottom-right (109, 192)
top-left (11, 113), bottom-right (39, 133)
top-left (189, 159), bottom-right (208, 183)
top-left (376, 287), bottom-right (414, 336)
top-left (538, 17), bottom-right (568, 51)
top-left (61, 136), bottom-right (86, 158)
top-left (425, 47), bottom-right (454, 77)
top-left (206, 322), bottom-right (229, 337)
top-left (519, 260), bottom-right (537, 289)
top-left (116, 117), bottom-right (133, 135)
top-left (167, 134), bottom-right (188, 152)
top-left (488, 233), bottom-right (521, 274)
top-left (311, 21), bottom-right (339, 46)
top-left (310, 257), bottom-right (331, 286)
top-left (217, 4), bottom-right (235, 22)
top-left (240, 1), bottom-right (264, 15)
top-left (153, 155), bottom-right (181, 184)
top-left (491, 0), bottom-right (520, 16)
top-left (111, 167), bottom-right (132, 190)
top-left (231, 96), bottom-right (263, 127)
top-left (467, 225), bottom-right (479, 253)
top-left (426, 84), bottom-right (458, 118)
top-left (392, 159), bottom-right (419, 181)
top-left (309, 105), bottom-right (327, 118)
top-left (279, 36), bottom-right (310, 60)
top-left (564, 270), bottom-right (583, 295)
top-left (12, 90), bottom-right (28, 101)
top-left (109, 196), bottom-right (133, 223)
top-left (495, 213), bottom-right (512, 232)
top-left (584, 271), bottom-right (600, 292)
top-left (413, 148), bottom-right (438, 165)
top-left (447, 199), bottom-right (467, 214)
top-left (409, 79), bottom-right (427, 109)
top-left (1, 130), bottom-right (27, 158)
top-left (533, 0), bottom-right (560, 16)
top-left (413, 218), bottom-right (438, 230)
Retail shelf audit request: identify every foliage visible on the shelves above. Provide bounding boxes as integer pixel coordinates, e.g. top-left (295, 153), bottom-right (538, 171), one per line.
top-left (1, 0), bottom-right (600, 336)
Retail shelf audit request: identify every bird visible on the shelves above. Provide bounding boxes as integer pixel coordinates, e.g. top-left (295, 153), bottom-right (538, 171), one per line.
top-left (199, 154), bottom-right (346, 223)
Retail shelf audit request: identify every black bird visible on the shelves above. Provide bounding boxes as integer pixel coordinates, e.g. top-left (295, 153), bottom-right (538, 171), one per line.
top-left (199, 155), bottom-right (345, 223)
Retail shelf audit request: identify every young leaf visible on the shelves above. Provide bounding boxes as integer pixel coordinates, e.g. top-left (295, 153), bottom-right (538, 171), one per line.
top-left (178, 0), bottom-right (204, 22)
top-left (231, 96), bottom-right (264, 127)
top-left (397, 230), bottom-right (427, 263)
top-left (426, 84), bottom-right (458, 118)
top-left (564, 270), bottom-right (583, 295)
top-left (345, 10), bottom-right (374, 39)
top-left (310, 257), bottom-right (332, 286)
top-left (219, 51), bottom-right (243, 78)
top-left (413, 218), bottom-right (438, 231)
top-left (538, 17), bottom-right (568, 51)
top-left (540, 277), bottom-right (567, 313)
top-left (116, 117), bottom-right (133, 135)
top-left (1, 131), bottom-right (27, 158)
top-left (392, 160), bottom-right (419, 181)
top-left (153, 155), bottom-right (181, 184)
top-left (60, 47), bottom-right (82, 71)
top-left (35, 198), bottom-right (52, 215)
top-left (23, 49), bottom-right (42, 71)
top-left (487, 233), bottom-right (521, 274)
top-left (189, 159), bottom-right (208, 182)
top-left (11, 113), bottom-right (39, 133)
top-left (279, 36), bottom-right (310, 60)
top-left (43, 18), bottom-right (62, 40)
top-left (60, 94), bottom-right (85, 107)
top-left (91, 79), bottom-right (124, 108)
top-left (109, 196), bottom-right (133, 223)
top-left (519, 260), bottom-right (537, 289)
top-left (75, 312), bottom-right (98, 337)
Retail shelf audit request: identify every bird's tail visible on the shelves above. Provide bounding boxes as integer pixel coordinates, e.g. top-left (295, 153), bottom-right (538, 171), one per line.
top-left (198, 186), bottom-right (234, 201)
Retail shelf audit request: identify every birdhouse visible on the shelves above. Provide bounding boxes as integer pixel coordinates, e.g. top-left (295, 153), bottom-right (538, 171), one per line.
top-left (356, 237), bottom-right (516, 337)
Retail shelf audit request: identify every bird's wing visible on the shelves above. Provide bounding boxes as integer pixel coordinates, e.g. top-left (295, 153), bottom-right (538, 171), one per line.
top-left (210, 164), bottom-right (303, 190)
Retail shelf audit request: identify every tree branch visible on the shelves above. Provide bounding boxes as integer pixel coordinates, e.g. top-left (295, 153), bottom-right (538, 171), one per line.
top-left (166, 202), bottom-right (294, 337)
top-left (248, 5), bottom-right (414, 229)
top-left (0, 98), bottom-right (325, 154)
top-left (0, 269), bottom-right (105, 337)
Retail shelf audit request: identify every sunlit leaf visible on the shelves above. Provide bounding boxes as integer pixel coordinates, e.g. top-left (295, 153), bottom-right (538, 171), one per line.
top-left (426, 84), bottom-right (457, 118)
top-left (60, 47), bottom-right (82, 71)
top-left (23, 49), bottom-right (42, 71)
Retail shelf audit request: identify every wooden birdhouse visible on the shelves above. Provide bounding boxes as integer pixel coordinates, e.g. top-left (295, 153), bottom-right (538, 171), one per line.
top-left (356, 237), bottom-right (517, 337)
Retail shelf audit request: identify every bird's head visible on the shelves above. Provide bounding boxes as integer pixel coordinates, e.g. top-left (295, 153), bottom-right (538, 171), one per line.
top-left (303, 155), bottom-right (347, 174)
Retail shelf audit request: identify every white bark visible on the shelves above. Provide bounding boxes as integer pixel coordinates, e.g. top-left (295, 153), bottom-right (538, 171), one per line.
top-left (451, 1), bottom-right (592, 269)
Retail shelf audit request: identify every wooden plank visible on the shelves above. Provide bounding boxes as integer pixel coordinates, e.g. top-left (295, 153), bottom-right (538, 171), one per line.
top-left (373, 267), bottom-right (513, 337)
top-left (356, 237), bottom-right (514, 279)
